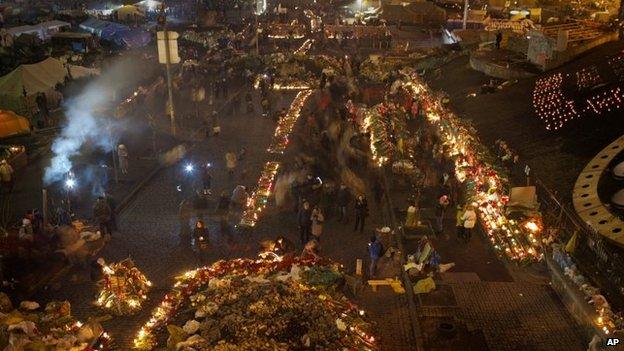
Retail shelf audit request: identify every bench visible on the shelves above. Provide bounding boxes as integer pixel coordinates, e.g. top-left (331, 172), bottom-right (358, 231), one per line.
top-left (367, 278), bottom-right (405, 294)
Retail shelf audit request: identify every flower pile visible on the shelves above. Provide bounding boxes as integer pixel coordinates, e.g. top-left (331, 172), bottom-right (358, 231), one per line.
top-left (133, 258), bottom-right (377, 350)
top-left (402, 74), bottom-right (542, 262)
top-left (240, 161), bottom-right (280, 227)
top-left (268, 90), bottom-right (313, 154)
top-left (362, 102), bottom-right (409, 167)
top-left (0, 295), bottom-right (112, 350)
top-left (95, 258), bottom-right (152, 316)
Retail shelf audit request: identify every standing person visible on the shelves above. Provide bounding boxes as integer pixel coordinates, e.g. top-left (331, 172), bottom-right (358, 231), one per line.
top-left (336, 184), bottom-right (350, 223)
top-left (217, 190), bottom-right (230, 229)
top-left (455, 205), bottom-right (465, 241)
top-left (192, 220), bottom-right (210, 264)
top-left (495, 31), bottom-right (502, 49)
top-left (368, 235), bottom-right (384, 278)
top-left (225, 152), bottom-right (237, 177)
top-left (434, 195), bottom-right (450, 235)
top-left (93, 196), bottom-right (112, 236)
top-left (201, 164), bottom-right (212, 191)
top-left (461, 205), bottom-right (477, 243)
top-left (211, 110), bottom-right (220, 136)
top-left (354, 195), bottom-right (368, 233)
top-left (0, 160), bottom-right (14, 193)
top-left (117, 144), bottom-right (129, 175)
top-left (297, 201), bottom-right (313, 245)
top-left (245, 91), bottom-right (254, 112)
top-left (311, 205), bottom-right (325, 242)
top-left (230, 185), bottom-right (247, 211)
top-left (104, 192), bottom-right (117, 232)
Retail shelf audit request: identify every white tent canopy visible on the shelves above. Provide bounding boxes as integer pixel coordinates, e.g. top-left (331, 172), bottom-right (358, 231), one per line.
top-left (6, 20), bottom-right (70, 41)
top-left (0, 57), bottom-right (68, 97)
top-left (134, 0), bottom-right (162, 12)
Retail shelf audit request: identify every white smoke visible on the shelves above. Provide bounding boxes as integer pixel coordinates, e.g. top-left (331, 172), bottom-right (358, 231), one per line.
top-left (44, 88), bottom-right (115, 184)
top-left (44, 58), bottom-right (146, 185)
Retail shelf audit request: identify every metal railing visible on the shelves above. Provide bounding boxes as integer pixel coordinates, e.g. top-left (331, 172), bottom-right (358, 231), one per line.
top-left (532, 176), bottom-right (624, 309)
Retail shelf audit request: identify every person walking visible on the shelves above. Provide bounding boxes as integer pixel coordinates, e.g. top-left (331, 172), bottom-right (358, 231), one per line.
top-left (117, 144), bottom-right (129, 175)
top-left (192, 220), bottom-right (210, 264)
top-left (311, 205), bottom-right (325, 242)
top-left (455, 205), bottom-right (465, 241)
top-left (461, 205), bottom-right (477, 243)
top-left (225, 152), bottom-right (237, 177)
top-left (298, 201), bottom-right (313, 245)
top-left (368, 235), bottom-right (384, 278)
top-left (93, 196), bottom-right (112, 236)
top-left (354, 195), bottom-right (368, 233)
top-left (336, 184), bottom-right (350, 223)
top-left (0, 159), bottom-right (14, 193)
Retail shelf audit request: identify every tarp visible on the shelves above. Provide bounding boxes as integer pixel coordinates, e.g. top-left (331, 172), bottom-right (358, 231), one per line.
top-left (134, 0), bottom-right (162, 12)
top-left (115, 5), bottom-right (145, 21)
top-left (0, 57), bottom-right (67, 97)
top-left (68, 64), bottom-right (100, 79)
top-left (0, 110), bottom-right (30, 138)
top-left (79, 17), bottom-right (110, 36)
top-left (6, 20), bottom-right (70, 40)
top-left (114, 29), bottom-right (151, 48)
top-left (80, 18), bottom-right (129, 39)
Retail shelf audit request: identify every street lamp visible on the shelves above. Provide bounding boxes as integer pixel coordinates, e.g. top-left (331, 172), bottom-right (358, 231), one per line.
top-left (64, 173), bottom-right (76, 213)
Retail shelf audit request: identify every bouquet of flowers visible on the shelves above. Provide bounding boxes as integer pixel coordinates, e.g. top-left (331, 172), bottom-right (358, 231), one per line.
top-left (0, 294), bottom-right (112, 350)
top-left (95, 258), bottom-right (152, 316)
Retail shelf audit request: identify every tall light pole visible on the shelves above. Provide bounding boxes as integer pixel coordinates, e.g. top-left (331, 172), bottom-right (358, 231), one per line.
top-left (159, 2), bottom-right (176, 137)
top-left (462, 0), bottom-right (469, 30)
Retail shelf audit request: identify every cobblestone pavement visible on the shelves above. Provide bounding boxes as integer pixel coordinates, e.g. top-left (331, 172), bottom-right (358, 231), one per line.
top-left (452, 281), bottom-right (586, 351)
top-left (39, 86), bottom-right (418, 349)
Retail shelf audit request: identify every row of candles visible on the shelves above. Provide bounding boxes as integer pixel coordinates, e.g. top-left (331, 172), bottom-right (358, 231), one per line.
top-left (403, 76), bottom-right (542, 262)
top-left (533, 65), bottom-right (624, 130)
top-left (240, 90), bottom-right (313, 227)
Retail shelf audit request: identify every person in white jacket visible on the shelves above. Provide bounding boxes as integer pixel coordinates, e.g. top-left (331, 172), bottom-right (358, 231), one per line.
top-left (461, 205), bottom-right (477, 243)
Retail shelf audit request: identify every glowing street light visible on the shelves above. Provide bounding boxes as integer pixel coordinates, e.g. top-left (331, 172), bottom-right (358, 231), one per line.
top-left (65, 178), bottom-right (76, 189)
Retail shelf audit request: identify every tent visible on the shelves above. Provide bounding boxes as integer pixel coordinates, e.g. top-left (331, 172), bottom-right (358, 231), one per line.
top-left (80, 17), bottom-right (129, 39)
top-left (0, 57), bottom-right (67, 97)
top-left (115, 29), bottom-right (151, 48)
top-left (0, 57), bottom-right (68, 112)
top-left (0, 110), bottom-right (31, 138)
top-left (79, 17), bottom-right (110, 36)
top-left (134, 0), bottom-right (162, 13)
top-left (6, 20), bottom-right (70, 41)
top-left (114, 5), bottom-right (145, 21)
top-left (68, 64), bottom-right (100, 78)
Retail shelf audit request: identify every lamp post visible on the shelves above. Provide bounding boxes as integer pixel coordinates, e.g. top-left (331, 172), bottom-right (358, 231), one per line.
top-left (159, 2), bottom-right (176, 137)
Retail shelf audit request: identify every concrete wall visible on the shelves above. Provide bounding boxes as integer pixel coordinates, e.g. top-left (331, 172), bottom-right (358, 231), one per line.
top-left (543, 31), bottom-right (620, 70)
top-left (469, 53), bottom-right (535, 79)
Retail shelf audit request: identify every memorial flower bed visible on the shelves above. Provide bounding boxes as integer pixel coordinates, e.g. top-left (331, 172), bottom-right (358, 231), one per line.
top-left (132, 258), bottom-right (377, 350)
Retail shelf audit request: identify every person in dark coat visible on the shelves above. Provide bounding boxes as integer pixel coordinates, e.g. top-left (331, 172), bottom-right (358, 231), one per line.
top-left (336, 184), bottom-right (350, 223)
top-left (274, 235), bottom-right (295, 257)
top-left (104, 192), bottom-right (117, 232)
top-left (93, 196), bottom-right (112, 235)
top-left (297, 200), bottom-right (313, 245)
top-left (354, 195), bottom-right (368, 233)
top-left (192, 220), bottom-right (210, 263)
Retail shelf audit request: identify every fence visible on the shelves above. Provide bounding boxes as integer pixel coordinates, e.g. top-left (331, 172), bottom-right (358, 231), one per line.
top-left (533, 176), bottom-right (624, 310)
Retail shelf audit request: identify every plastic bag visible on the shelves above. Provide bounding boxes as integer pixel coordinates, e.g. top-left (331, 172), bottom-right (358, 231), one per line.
top-left (413, 277), bottom-right (436, 294)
